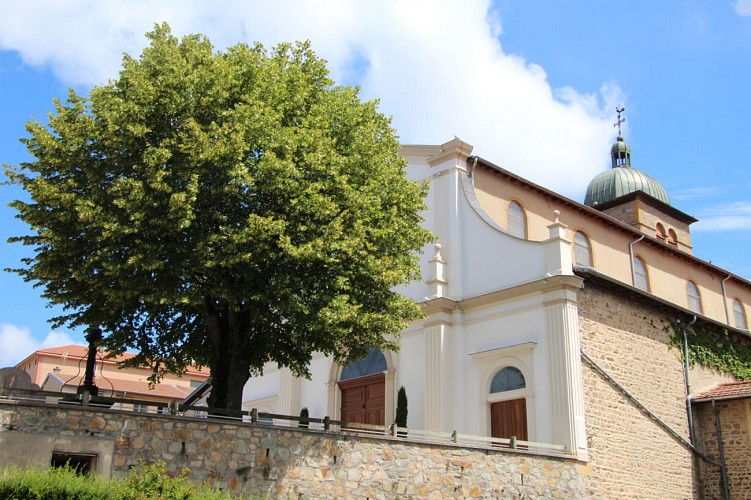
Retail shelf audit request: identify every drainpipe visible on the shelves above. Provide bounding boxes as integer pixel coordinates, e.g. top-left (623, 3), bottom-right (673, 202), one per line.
top-left (721, 275), bottom-right (732, 326)
top-left (629, 235), bottom-right (645, 287)
top-left (682, 315), bottom-right (697, 444)
top-left (712, 399), bottom-right (731, 500)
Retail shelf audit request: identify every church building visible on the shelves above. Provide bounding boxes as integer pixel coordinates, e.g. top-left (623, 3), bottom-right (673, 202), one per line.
top-left (240, 128), bottom-right (751, 497)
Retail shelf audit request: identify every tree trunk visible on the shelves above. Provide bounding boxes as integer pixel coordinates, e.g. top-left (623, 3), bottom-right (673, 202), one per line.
top-left (202, 299), bottom-right (252, 414)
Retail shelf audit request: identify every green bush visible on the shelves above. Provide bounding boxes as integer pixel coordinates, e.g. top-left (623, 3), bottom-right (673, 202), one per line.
top-left (0, 464), bottom-right (111, 499)
top-left (0, 461), bottom-right (235, 499)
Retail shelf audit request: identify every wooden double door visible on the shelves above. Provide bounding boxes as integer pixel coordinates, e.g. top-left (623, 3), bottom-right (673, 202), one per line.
top-left (338, 372), bottom-right (385, 426)
top-left (490, 398), bottom-right (528, 441)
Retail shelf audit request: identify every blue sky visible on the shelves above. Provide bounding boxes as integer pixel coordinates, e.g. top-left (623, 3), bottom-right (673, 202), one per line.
top-left (2, 0), bottom-right (751, 366)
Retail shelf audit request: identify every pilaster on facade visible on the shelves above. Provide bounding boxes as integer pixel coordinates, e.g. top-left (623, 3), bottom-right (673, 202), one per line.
top-left (277, 368), bottom-right (301, 417)
top-left (424, 139), bottom-right (474, 302)
top-left (384, 367), bottom-right (396, 426)
top-left (326, 380), bottom-right (338, 420)
top-left (424, 318), bottom-right (453, 431)
top-left (544, 282), bottom-right (588, 460)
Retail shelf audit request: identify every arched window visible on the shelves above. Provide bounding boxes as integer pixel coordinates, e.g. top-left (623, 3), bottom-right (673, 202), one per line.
top-left (668, 229), bottom-right (678, 246)
top-left (687, 280), bottom-right (703, 314)
top-left (340, 348), bottom-right (387, 380)
top-left (733, 299), bottom-right (748, 330)
top-left (490, 366), bottom-right (526, 393)
top-left (574, 231), bottom-right (593, 267)
top-left (656, 223), bottom-right (667, 241)
top-left (633, 256), bottom-right (649, 291)
top-left (507, 201), bottom-right (526, 239)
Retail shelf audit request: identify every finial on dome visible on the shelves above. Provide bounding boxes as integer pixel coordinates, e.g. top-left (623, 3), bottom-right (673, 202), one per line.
top-left (610, 108), bottom-right (631, 169)
top-left (614, 106), bottom-right (626, 136)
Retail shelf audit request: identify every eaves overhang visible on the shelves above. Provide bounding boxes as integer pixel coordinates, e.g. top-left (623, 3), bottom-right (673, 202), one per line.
top-left (593, 190), bottom-right (698, 225)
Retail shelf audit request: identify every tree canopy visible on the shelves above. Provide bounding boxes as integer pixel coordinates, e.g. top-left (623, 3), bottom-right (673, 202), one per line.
top-left (5, 24), bottom-right (432, 410)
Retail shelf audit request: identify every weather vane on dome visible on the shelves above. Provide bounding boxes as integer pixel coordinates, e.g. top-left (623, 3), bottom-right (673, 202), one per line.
top-left (614, 106), bottom-right (626, 136)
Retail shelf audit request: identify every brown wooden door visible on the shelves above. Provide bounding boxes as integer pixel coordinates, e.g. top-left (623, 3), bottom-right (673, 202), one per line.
top-left (339, 372), bottom-right (385, 426)
top-left (490, 398), bottom-right (528, 441)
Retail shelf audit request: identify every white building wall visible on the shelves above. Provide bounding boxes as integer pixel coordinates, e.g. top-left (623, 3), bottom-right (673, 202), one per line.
top-left (239, 138), bottom-right (587, 458)
top-left (395, 330), bottom-right (426, 429)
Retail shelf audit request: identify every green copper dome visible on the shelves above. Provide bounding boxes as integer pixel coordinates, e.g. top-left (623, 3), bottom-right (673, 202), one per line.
top-left (584, 136), bottom-right (670, 207)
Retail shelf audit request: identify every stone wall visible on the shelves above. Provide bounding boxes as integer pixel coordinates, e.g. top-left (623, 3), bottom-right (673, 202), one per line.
top-left (694, 399), bottom-right (751, 499)
top-left (577, 283), bottom-right (698, 498)
top-left (0, 400), bottom-right (584, 498)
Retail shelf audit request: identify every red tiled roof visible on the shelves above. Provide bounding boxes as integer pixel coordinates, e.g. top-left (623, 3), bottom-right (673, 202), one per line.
top-left (21, 344), bottom-right (210, 376)
top-left (35, 345), bottom-right (133, 363)
top-left (54, 374), bottom-right (194, 400)
top-left (692, 380), bottom-right (751, 402)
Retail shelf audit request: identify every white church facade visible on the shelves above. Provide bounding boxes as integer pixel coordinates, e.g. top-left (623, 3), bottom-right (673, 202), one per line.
top-left (240, 135), bottom-right (751, 496)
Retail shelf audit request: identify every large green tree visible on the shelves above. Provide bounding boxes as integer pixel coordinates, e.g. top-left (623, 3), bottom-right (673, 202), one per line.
top-left (5, 24), bottom-right (431, 411)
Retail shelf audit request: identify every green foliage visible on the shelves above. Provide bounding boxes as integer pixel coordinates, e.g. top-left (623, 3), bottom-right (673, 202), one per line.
top-left (0, 463), bottom-right (110, 499)
top-left (5, 23), bottom-right (432, 410)
top-left (0, 461), bottom-right (232, 499)
top-left (118, 460), bottom-right (196, 499)
top-left (668, 321), bottom-right (751, 380)
top-left (395, 385), bottom-right (408, 428)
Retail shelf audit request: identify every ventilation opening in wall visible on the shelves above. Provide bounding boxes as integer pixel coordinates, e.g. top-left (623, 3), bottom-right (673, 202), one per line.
top-left (50, 452), bottom-right (97, 475)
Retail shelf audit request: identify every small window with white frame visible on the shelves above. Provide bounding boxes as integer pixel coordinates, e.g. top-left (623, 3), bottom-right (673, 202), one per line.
top-left (574, 231), bottom-right (593, 267)
top-left (687, 280), bottom-right (702, 314)
top-left (507, 201), bottom-right (527, 239)
top-left (633, 256), bottom-right (649, 292)
top-left (733, 299), bottom-right (748, 330)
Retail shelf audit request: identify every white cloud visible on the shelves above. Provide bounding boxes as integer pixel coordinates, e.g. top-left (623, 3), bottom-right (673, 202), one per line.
top-left (693, 202), bottom-right (751, 232)
top-left (671, 186), bottom-right (725, 202)
top-left (0, 323), bottom-right (81, 367)
top-left (735, 0), bottom-right (751, 16)
top-left (0, 0), bottom-right (618, 198)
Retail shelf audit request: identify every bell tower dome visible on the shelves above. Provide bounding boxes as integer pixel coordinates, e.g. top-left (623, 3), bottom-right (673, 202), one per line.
top-left (583, 107), bottom-right (696, 253)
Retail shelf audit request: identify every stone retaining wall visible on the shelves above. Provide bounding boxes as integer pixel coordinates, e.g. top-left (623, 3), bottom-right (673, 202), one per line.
top-left (0, 401), bottom-right (584, 498)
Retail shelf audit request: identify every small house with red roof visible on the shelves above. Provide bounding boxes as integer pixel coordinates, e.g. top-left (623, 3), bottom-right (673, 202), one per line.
top-left (14, 345), bottom-right (209, 408)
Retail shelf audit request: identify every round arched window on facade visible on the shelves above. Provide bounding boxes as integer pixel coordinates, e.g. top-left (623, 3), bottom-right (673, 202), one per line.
top-left (340, 348), bottom-right (387, 381)
top-left (490, 366), bottom-right (526, 393)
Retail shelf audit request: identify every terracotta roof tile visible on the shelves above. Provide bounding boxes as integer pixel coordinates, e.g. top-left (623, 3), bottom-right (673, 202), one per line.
top-left (56, 375), bottom-right (194, 399)
top-left (692, 380), bottom-right (751, 402)
top-left (21, 344), bottom-right (210, 376)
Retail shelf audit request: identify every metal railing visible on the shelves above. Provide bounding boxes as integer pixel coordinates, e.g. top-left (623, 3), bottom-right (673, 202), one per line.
top-left (0, 387), bottom-right (566, 455)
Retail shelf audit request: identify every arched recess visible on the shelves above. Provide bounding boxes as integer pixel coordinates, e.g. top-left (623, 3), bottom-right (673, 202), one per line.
top-left (327, 349), bottom-right (396, 426)
top-left (656, 223), bottom-right (667, 241)
top-left (471, 343), bottom-right (535, 441)
top-left (667, 228), bottom-right (678, 246)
